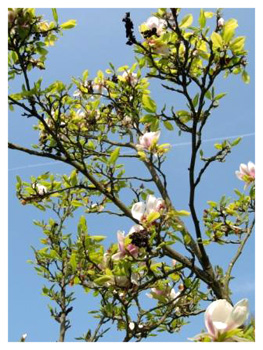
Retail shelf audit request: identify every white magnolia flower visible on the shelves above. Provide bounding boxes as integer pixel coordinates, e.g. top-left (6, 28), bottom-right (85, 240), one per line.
top-left (113, 273), bottom-right (139, 287)
top-left (122, 71), bottom-right (138, 86)
top-left (73, 89), bottom-right (81, 97)
top-left (122, 115), bottom-right (132, 127)
top-left (92, 80), bottom-right (107, 95)
top-left (76, 109), bottom-right (85, 118)
top-left (131, 194), bottom-right (165, 222)
top-left (137, 131), bottom-right (161, 151)
top-left (142, 16), bottom-right (166, 36)
top-left (33, 183), bottom-right (47, 196)
top-left (204, 299), bottom-right (249, 340)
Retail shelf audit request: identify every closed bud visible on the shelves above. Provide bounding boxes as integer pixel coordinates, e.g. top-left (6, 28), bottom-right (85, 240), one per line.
top-left (218, 18), bottom-right (225, 27)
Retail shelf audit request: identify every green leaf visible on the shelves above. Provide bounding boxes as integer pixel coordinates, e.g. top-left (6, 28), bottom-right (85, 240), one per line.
top-left (204, 12), bottom-right (214, 18)
top-left (52, 8), bottom-right (58, 23)
top-left (183, 234), bottom-right (191, 245)
top-left (82, 69), bottom-right (89, 81)
top-left (89, 236), bottom-right (106, 242)
top-left (211, 32), bottom-right (223, 49)
top-left (108, 147), bottom-right (120, 166)
top-left (192, 93), bottom-right (199, 108)
top-left (231, 137), bottom-right (242, 146)
top-left (142, 94), bottom-right (157, 113)
top-left (79, 215), bottom-right (87, 232)
top-left (184, 277), bottom-right (191, 288)
top-left (16, 175), bottom-right (22, 186)
top-left (177, 110), bottom-right (191, 117)
top-left (71, 200), bottom-right (83, 207)
top-left (140, 114), bottom-right (155, 123)
top-left (242, 70), bottom-right (250, 84)
top-left (230, 36), bottom-right (246, 53)
top-left (146, 211), bottom-right (160, 223)
top-left (60, 19), bottom-right (77, 30)
top-left (199, 9), bottom-right (206, 29)
top-left (164, 121), bottom-right (174, 131)
top-left (214, 143), bottom-right (222, 150)
top-left (207, 201), bottom-right (217, 208)
top-left (174, 210), bottom-right (190, 216)
top-left (205, 90), bottom-right (212, 100)
top-left (70, 253), bottom-right (77, 272)
top-left (137, 151), bottom-right (147, 160)
top-left (222, 19), bottom-right (238, 43)
top-left (42, 286), bottom-right (49, 295)
top-left (70, 169), bottom-right (78, 186)
top-left (94, 275), bottom-right (113, 286)
top-left (97, 70), bottom-right (104, 80)
top-left (179, 14), bottom-right (193, 28)
top-left (215, 92), bottom-right (227, 100)
top-left (74, 276), bottom-right (80, 285)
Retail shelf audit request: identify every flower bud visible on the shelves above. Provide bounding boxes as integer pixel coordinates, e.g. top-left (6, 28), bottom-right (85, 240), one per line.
top-left (129, 322), bottom-right (135, 330)
top-left (218, 18), bottom-right (225, 27)
top-left (178, 284), bottom-right (185, 291)
top-left (21, 333), bottom-right (27, 342)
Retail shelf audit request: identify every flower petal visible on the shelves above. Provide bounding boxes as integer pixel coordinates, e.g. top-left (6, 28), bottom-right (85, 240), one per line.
top-left (235, 170), bottom-right (244, 180)
top-left (228, 298), bottom-right (249, 329)
top-left (117, 230), bottom-right (125, 253)
top-left (111, 252), bottom-right (124, 261)
top-left (205, 299), bottom-right (233, 336)
top-left (204, 310), bottom-right (217, 337)
top-left (131, 202), bottom-right (146, 221)
top-left (146, 194), bottom-right (157, 213)
top-left (248, 161), bottom-right (255, 178)
top-left (239, 163), bottom-right (249, 176)
top-left (128, 224), bottom-right (144, 235)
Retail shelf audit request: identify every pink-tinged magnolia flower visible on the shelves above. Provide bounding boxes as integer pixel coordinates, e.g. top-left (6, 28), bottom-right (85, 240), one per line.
top-left (111, 231), bottom-right (138, 260)
top-left (122, 71), bottom-right (138, 86)
top-left (131, 194), bottom-right (165, 222)
top-left (235, 162), bottom-right (255, 189)
top-left (33, 183), bottom-right (47, 196)
top-left (142, 16), bottom-right (166, 36)
top-left (137, 131), bottom-right (161, 151)
top-left (204, 299), bottom-right (249, 340)
top-left (147, 286), bottom-right (180, 303)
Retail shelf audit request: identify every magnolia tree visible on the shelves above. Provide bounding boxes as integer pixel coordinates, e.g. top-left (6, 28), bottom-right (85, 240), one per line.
top-left (8, 8), bottom-right (255, 342)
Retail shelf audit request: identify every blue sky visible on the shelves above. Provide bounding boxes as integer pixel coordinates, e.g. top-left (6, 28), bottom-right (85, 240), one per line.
top-left (8, 8), bottom-right (255, 342)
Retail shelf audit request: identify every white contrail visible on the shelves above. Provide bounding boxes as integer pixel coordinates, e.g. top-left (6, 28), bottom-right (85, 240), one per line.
top-left (169, 132), bottom-right (255, 148)
top-left (8, 132), bottom-right (254, 172)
